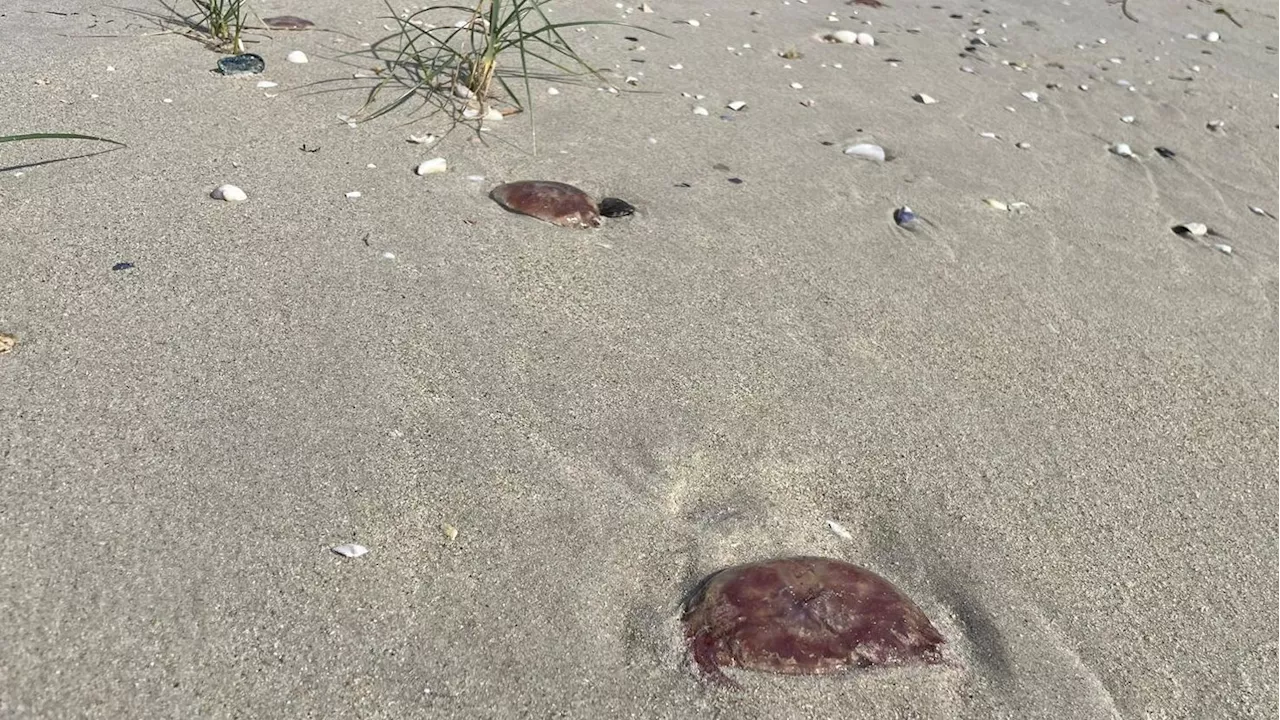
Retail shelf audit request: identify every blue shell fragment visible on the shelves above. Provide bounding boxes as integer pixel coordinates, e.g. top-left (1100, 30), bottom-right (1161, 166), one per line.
top-left (217, 53), bottom-right (266, 76)
top-left (893, 206), bottom-right (918, 228)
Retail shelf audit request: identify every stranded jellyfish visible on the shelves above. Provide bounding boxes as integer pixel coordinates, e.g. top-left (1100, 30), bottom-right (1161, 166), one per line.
top-left (489, 181), bottom-right (603, 229)
top-left (682, 556), bottom-right (945, 684)
top-left (262, 16), bottom-right (316, 30)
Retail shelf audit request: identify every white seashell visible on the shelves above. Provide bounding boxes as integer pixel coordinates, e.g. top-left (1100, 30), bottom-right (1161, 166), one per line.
top-left (640, 2), bottom-right (654, 12)
top-left (1008, 201), bottom-right (1030, 212)
top-left (984, 198), bottom-right (1009, 211)
top-left (625, 76), bottom-right (639, 85)
top-left (547, 87), bottom-right (560, 95)
top-left (453, 84), bottom-right (474, 99)
top-left (683, 19), bottom-right (700, 26)
top-left (914, 93), bottom-right (938, 104)
top-left (1016, 141), bottom-right (1030, 149)
top-left (1185, 33), bottom-right (1199, 39)
top-left (462, 106), bottom-right (482, 120)
top-left (331, 543), bottom-right (368, 558)
top-left (1110, 143), bottom-right (1134, 157)
top-left (799, 98), bottom-right (815, 107)
top-left (256, 80), bottom-right (278, 88)
top-left (980, 132), bottom-right (1000, 139)
top-left (1204, 31), bottom-right (1220, 42)
top-left (1249, 206), bottom-right (1270, 217)
top-left (828, 30), bottom-right (859, 44)
top-left (408, 133), bottom-right (437, 145)
top-left (1206, 119), bottom-right (1225, 131)
top-left (826, 520), bottom-right (853, 540)
top-left (1213, 243), bottom-right (1232, 255)
top-left (210, 184), bottom-right (247, 202)
top-left (726, 100), bottom-right (747, 111)
top-left (1176, 222), bottom-right (1208, 237)
top-left (1121, 115), bottom-right (1135, 123)
top-left (668, 63), bottom-right (684, 70)
top-left (1079, 84), bottom-right (1089, 91)
top-left (790, 82), bottom-right (804, 89)
top-left (961, 66), bottom-right (975, 73)
top-left (286, 50), bottom-right (308, 64)
top-left (415, 157), bottom-right (447, 175)
top-left (483, 107), bottom-right (503, 121)
top-left (843, 143), bottom-right (885, 163)
top-left (382, 251), bottom-right (396, 260)
top-left (345, 191), bottom-right (362, 199)
top-left (1021, 90), bottom-right (1040, 102)
top-left (692, 106), bottom-right (709, 115)
top-left (855, 32), bottom-right (875, 46)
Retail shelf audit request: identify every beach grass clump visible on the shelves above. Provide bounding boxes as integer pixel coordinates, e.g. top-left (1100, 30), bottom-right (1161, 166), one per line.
top-left (355, 0), bottom-right (660, 148)
top-left (190, 0), bottom-right (248, 51)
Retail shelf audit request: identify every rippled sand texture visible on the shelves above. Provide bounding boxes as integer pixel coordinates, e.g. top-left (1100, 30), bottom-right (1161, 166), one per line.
top-left (0, 0), bottom-right (1275, 717)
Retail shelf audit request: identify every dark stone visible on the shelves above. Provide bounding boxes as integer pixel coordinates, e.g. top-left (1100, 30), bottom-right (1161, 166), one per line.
top-left (111, 262), bottom-right (134, 271)
top-left (1155, 146), bottom-right (1177, 158)
top-left (598, 197), bottom-right (636, 218)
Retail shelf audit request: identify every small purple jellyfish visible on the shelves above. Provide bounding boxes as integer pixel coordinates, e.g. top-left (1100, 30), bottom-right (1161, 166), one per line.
top-left (682, 556), bottom-right (945, 684)
top-left (489, 181), bottom-right (602, 229)
top-left (262, 15), bottom-right (315, 30)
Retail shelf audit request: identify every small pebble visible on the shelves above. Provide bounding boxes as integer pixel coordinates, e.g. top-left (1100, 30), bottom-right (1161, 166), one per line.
top-left (331, 543), bottom-right (369, 558)
top-left (415, 158), bottom-right (448, 175)
top-left (211, 184), bottom-right (247, 202)
top-left (286, 50), bottom-right (309, 64)
top-left (111, 262), bottom-right (134, 271)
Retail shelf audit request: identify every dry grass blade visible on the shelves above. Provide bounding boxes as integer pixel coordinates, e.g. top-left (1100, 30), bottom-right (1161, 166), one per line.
top-left (0, 132), bottom-right (126, 146)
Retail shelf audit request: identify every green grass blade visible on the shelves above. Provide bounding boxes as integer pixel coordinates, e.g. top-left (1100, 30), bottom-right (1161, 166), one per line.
top-left (0, 132), bottom-right (125, 147)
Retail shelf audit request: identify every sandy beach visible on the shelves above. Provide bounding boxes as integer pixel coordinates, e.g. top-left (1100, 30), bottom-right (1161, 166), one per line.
top-left (1, 0), bottom-right (1276, 716)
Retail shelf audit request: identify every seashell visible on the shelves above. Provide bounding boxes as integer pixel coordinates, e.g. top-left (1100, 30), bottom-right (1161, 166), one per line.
top-left (263, 15), bottom-right (315, 30)
top-left (286, 50), bottom-right (309, 64)
top-left (1213, 243), bottom-right (1232, 255)
top-left (453, 84), bottom-right (475, 99)
top-left (1015, 141), bottom-right (1030, 149)
top-left (1248, 206), bottom-right (1274, 218)
top-left (843, 143), bottom-right (885, 163)
top-left (547, 87), bottom-right (561, 95)
top-left (256, 80), bottom-right (278, 88)
top-left (625, 76), bottom-right (639, 85)
top-left (682, 19), bottom-right (700, 26)
top-left (441, 523), bottom-right (459, 542)
top-left (1110, 143), bottom-right (1134, 157)
top-left (640, 2), bottom-right (654, 12)
top-left (0, 332), bottom-right (15, 354)
top-left (490, 180), bottom-right (603, 228)
top-left (669, 63), bottom-right (684, 70)
top-left (692, 106), bottom-right (709, 116)
top-left (980, 132), bottom-right (1000, 139)
top-left (1155, 146), bottom-right (1177, 158)
top-left (408, 133), bottom-right (437, 145)
top-left (331, 543), bottom-right (369, 558)
top-left (217, 53), bottom-right (265, 76)
top-left (599, 197), bottom-right (636, 218)
top-left (913, 93), bottom-right (938, 104)
top-left (683, 556), bottom-right (945, 683)
top-left (855, 32), bottom-right (875, 46)
top-left (1121, 115), bottom-right (1135, 123)
top-left (1172, 222), bottom-right (1208, 237)
top-left (211, 184), bottom-right (247, 202)
top-left (1206, 119), bottom-right (1225, 132)
top-left (726, 100), bottom-right (747, 111)
top-left (415, 157), bottom-right (448, 175)
top-left (483, 107), bottom-right (503, 121)
top-left (1021, 90), bottom-right (1040, 102)
top-left (790, 82), bottom-right (804, 89)
top-left (983, 198), bottom-right (1009, 211)
top-left (345, 191), bottom-right (362, 199)
top-left (893, 206), bottom-right (917, 227)
top-left (827, 30), bottom-right (859, 44)
top-left (1204, 31), bottom-right (1220, 42)
top-left (826, 520), bottom-right (854, 540)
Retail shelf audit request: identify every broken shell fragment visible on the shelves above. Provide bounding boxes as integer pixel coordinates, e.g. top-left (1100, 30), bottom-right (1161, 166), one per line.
top-left (844, 143), bottom-right (886, 163)
top-left (727, 100), bottom-right (747, 111)
top-left (855, 32), bottom-right (875, 46)
top-left (0, 333), bottom-right (15, 354)
top-left (827, 30), bottom-right (860, 44)
top-left (286, 50), bottom-right (309, 64)
top-left (913, 93), bottom-right (938, 105)
top-left (331, 543), bottom-right (369, 558)
top-left (490, 180), bottom-right (603, 228)
top-left (1110, 143), bottom-right (1134, 157)
top-left (983, 198), bottom-right (1009, 211)
top-left (415, 158), bottom-right (448, 175)
top-left (1021, 90), bottom-right (1040, 102)
top-left (217, 53), bottom-right (265, 76)
top-left (1172, 222), bottom-right (1208, 237)
top-left (683, 556), bottom-right (945, 683)
top-left (211, 184), bottom-right (247, 202)
top-left (893, 206), bottom-right (917, 227)
top-left (599, 197), bottom-right (636, 218)
top-left (1213, 243), bottom-right (1232, 255)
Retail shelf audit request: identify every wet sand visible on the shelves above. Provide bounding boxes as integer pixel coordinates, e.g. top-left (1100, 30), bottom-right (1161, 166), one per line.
top-left (1, 0), bottom-right (1276, 717)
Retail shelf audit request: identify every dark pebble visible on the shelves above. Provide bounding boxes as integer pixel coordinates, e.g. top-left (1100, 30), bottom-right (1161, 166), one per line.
top-left (217, 53), bottom-right (265, 76)
top-left (111, 262), bottom-right (134, 271)
top-left (727, 178), bottom-right (744, 184)
top-left (1155, 146), bottom-right (1177, 158)
top-left (599, 198), bottom-right (636, 218)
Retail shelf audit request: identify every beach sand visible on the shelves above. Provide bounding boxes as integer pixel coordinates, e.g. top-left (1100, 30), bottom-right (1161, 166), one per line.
top-left (1, 0), bottom-right (1276, 716)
